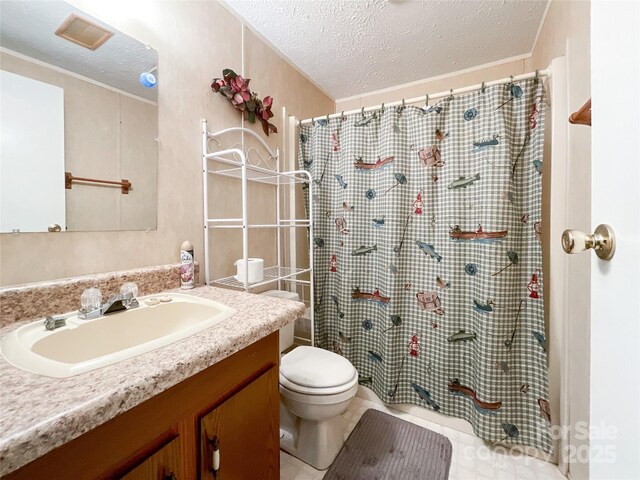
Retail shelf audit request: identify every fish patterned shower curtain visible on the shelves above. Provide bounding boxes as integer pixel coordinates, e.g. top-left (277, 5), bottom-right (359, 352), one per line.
top-left (298, 78), bottom-right (552, 453)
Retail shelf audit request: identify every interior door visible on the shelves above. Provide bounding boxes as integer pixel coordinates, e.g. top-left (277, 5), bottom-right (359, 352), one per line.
top-left (199, 366), bottom-right (279, 479)
top-left (589, 1), bottom-right (640, 479)
top-left (0, 70), bottom-right (65, 232)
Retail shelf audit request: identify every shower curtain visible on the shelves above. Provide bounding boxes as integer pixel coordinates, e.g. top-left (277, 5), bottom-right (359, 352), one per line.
top-left (299, 78), bottom-right (551, 453)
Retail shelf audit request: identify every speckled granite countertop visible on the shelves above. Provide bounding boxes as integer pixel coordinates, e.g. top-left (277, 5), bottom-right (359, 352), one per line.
top-left (0, 286), bottom-right (305, 476)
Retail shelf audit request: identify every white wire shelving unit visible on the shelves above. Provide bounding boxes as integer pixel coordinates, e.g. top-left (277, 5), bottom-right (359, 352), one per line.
top-left (202, 119), bottom-right (314, 345)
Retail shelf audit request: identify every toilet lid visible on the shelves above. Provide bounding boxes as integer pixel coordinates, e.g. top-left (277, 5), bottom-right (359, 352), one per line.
top-left (280, 346), bottom-right (357, 389)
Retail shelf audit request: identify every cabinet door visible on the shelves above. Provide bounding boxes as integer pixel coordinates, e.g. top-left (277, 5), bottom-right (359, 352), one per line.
top-left (120, 436), bottom-right (182, 480)
top-left (200, 366), bottom-right (279, 479)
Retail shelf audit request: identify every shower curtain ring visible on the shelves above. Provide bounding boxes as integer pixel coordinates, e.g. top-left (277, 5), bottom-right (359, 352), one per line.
top-left (481, 81), bottom-right (486, 93)
top-left (361, 107), bottom-right (365, 117)
top-left (381, 103), bottom-right (385, 112)
top-left (425, 94), bottom-right (429, 106)
top-left (311, 117), bottom-right (315, 125)
top-left (534, 70), bottom-right (539, 83)
top-left (341, 111), bottom-right (345, 120)
top-left (326, 113), bottom-right (330, 122)
top-left (401, 99), bottom-right (406, 110)
top-left (448, 89), bottom-right (454, 101)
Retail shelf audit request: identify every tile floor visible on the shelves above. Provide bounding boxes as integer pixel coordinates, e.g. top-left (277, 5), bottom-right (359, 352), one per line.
top-left (280, 396), bottom-right (566, 480)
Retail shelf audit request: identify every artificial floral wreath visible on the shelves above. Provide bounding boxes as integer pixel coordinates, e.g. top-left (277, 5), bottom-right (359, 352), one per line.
top-left (211, 69), bottom-right (277, 136)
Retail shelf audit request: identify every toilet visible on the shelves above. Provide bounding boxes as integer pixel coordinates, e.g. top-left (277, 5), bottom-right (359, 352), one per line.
top-left (279, 346), bottom-right (358, 469)
top-left (261, 290), bottom-right (359, 470)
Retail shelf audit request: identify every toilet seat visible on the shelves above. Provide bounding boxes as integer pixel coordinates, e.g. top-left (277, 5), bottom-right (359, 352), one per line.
top-left (279, 371), bottom-right (358, 396)
top-left (279, 346), bottom-right (358, 395)
top-left (280, 377), bottom-right (359, 406)
top-left (280, 346), bottom-right (356, 388)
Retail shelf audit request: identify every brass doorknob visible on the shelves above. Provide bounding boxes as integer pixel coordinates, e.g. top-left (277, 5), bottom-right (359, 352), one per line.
top-left (48, 224), bottom-right (61, 232)
top-left (561, 224), bottom-right (615, 260)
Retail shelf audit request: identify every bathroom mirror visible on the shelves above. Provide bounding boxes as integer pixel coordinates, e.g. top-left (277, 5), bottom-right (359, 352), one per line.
top-left (0, 1), bottom-right (158, 233)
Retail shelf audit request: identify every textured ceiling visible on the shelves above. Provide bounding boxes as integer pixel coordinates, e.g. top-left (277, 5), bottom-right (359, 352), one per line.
top-left (0, 1), bottom-right (158, 101)
top-left (225, 0), bottom-right (548, 99)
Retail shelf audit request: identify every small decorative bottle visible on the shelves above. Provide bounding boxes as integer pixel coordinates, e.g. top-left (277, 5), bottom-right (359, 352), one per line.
top-left (180, 240), bottom-right (195, 289)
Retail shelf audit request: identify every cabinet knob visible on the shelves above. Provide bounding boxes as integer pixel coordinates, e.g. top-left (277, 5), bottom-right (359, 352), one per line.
top-left (561, 224), bottom-right (616, 260)
top-left (209, 436), bottom-right (220, 477)
top-left (165, 473), bottom-right (177, 480)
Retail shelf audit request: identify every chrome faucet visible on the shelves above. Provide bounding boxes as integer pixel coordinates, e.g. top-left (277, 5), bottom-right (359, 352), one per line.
top-left (43, 283), bottom-right (141, 330)
top-left (77, 283), bottom-right (140, 320)
top-left (79, 293), bottom-right (140, 319)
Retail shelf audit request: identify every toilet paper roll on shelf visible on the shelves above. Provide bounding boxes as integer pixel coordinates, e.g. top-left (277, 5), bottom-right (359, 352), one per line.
top-left (234, 258), bottom-right (264, 284)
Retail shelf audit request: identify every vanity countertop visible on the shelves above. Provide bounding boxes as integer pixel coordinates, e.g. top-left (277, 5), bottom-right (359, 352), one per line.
top-left (0, 286), bottom-right (306, 476)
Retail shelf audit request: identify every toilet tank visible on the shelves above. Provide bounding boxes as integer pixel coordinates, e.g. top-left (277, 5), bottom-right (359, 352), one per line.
top-left (261, 290), bottom-right (299, 353)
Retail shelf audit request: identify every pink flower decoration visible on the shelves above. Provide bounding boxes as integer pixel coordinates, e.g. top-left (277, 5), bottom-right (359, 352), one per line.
top-left (230, 76), bottom-right (251, 101)
top-left (210, 69), bottom-right (278, 136)
top-left (211, 79), bottom-right (225, 92)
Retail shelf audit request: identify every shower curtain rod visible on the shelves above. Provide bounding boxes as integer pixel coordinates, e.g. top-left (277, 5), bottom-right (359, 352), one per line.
top-left (299, 68), bottom-right (550, 126)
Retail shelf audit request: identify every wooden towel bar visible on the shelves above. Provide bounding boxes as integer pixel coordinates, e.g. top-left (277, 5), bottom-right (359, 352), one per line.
top-left (65, 172), bottom-right (131, 194)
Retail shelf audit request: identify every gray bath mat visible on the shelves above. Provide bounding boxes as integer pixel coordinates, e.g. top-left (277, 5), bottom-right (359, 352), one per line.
top-left (324, 409), bottom-right (452, 480)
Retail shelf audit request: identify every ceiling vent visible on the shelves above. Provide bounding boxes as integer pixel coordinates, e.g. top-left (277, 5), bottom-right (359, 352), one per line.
top-left (55, 13), bottom-right (114, 51)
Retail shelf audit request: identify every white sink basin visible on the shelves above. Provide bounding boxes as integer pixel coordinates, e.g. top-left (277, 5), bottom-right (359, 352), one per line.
top-left (0, 293), bottom-right (237, 378)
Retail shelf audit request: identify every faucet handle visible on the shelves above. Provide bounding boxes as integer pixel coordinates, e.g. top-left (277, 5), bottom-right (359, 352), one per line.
top-left (120, 282), bottom-right (139, 299)
top-left (120, 282), bottom-right (139, 308)
top-left (80, 288), bottom-right (102, 312)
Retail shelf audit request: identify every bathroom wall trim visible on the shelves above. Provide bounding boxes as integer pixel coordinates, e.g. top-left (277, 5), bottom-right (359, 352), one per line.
top-left (218, 0), bottom-right (335, 101)
top-left (530, 0), bottom-right (553, 58)
top-left (334, 53), bottom-right (531, 104)
top-left (547, 55), bottom-right (570, 472)
top-left (0, 47), bottom-right (158, 106)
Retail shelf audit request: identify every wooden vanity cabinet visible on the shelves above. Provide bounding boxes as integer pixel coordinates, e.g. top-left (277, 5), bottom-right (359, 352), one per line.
top-left (4, 332), bottom-right (280, 480)
top-left (199, 367), bottom-right (279, 479)
top-left (121, 436), bottom-right (183, 480)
